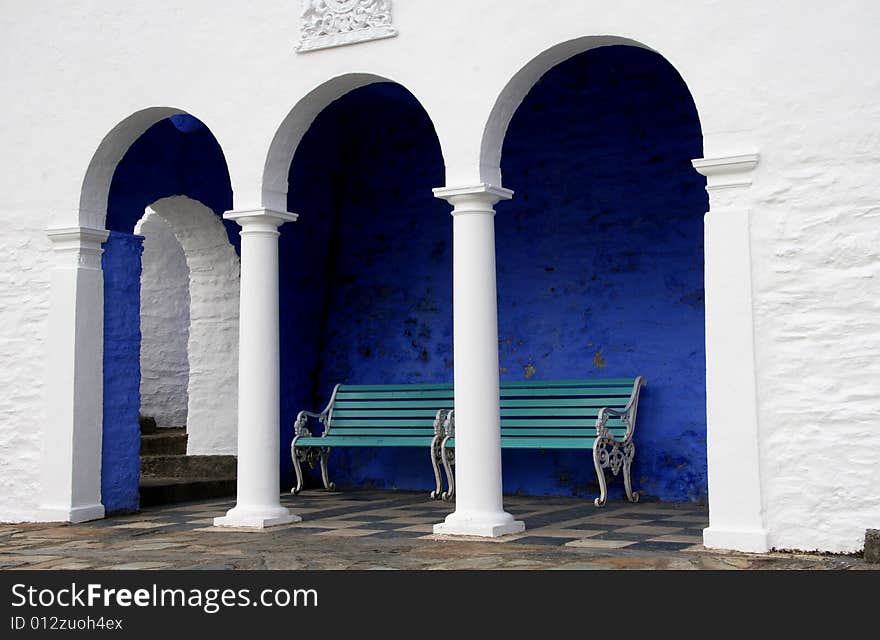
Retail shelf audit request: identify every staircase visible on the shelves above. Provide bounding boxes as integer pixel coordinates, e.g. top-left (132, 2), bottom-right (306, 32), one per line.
top-left (139, 417), bottom-right (237, 507)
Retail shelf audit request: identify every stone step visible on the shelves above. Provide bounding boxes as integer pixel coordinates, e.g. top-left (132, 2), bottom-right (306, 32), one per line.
top-left (140, 454), bottom-right (236, 479)
top-left (139, 477), bottom-right (236, 508)
top-left (140, 428), bottom-right (187, 455)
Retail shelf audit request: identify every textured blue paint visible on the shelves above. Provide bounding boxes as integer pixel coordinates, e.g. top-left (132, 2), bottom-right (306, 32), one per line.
top-left (102, 115), bottom-right (235, 509)
top-left (101, 232), bottom-right (143, 513)
top-left (282, 83), bottom-right (449, 490)
top-left (282, 48), bottom-right (708, 503)
top-left (497, 46), bottom-right (708, 502)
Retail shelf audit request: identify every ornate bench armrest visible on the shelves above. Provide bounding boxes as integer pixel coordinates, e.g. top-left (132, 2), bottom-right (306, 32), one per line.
top-left (443, 409), bottom-right (455, 438)
top-left (596, 376), bottom-right (646, 442)
top-left (293, 383), bottom-right (342, 438)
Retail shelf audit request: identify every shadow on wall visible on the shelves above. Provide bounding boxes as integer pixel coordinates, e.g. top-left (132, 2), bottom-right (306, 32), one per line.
top-left (497, 45), bottom-right (708, 502)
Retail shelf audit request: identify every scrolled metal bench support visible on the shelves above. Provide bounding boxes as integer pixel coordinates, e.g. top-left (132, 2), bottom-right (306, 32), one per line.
top-left (429, 410), bottom-right (449, 500)
top-left (290, 384), bottom-right (341, 494)
top-left (592, 376), bottom-right (646, 507)
top-left (439, 410), bottom-right (455, 501)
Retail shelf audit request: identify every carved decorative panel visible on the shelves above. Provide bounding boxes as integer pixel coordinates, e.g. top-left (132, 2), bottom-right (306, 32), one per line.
top-left (297, 0), bottom-right (397, 53)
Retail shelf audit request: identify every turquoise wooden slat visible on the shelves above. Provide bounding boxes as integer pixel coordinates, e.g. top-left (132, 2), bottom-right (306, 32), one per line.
top-left (335, 390), bottom-right (455, 400)
top-left (498, 387), bottom-right (635, 397)
top-left (500, 437), bottom-right (597, 449)
top-left (330, 428), bottom-right (436, 436)
top-left (497, 428), bottom-right (626, 437)
top-left (330, 418), bottom-right (441, 428)
top-left (499, 418), bottom-right (625, 428)
top-left (443, 436), bottom-right (598, 449)
top-left (334, 399), bottom-right (456, 409)
top-left (332, 408), bottom-right (443, 418)
top-left (499, 407), bottom-right (623, 417)
top-left (500, 398), bottom-right (630, 408)
top-left (338, 383), bottom-right (453, 392)
top-left (499, 378), bottom-right (636, 387)
top-left (297, 436), bottom-right (435, 447)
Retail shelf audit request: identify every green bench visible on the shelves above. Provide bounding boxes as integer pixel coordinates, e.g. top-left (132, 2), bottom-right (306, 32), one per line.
top-left (290, 383), bottom-right (455, 497)
top-left (437, 377), bottom-right (647, 507)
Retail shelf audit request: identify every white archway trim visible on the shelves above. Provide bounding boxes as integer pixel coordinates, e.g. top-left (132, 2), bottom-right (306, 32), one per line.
top-left (695, 150), bottom-right (769, 553)
top-left (147, 196), bottom-right (241, 455)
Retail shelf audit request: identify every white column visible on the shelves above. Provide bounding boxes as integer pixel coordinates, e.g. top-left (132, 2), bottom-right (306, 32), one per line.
top-left (214, 208), bottom-right (300, 528)
top-left (693, 153), bottom-right (769, 553)
top-left (40, 226), bottom-right (110, 523)
top-left (432, 184), bottom-right (525, 537)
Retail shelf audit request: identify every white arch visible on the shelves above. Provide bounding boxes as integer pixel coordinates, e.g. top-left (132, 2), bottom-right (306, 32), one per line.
top-left (146, 196), bottom-right (240, 455)
top-left (478, 36), bottom-right (703, 187)
top-left (260, 72), bottom-right (446, 212)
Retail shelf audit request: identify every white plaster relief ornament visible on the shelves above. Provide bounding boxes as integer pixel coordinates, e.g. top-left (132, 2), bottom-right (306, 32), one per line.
top-left (297, 0), bottom-right (397, 52)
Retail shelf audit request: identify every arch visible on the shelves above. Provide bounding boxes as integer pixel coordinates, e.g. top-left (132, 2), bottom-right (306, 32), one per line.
top-left (144, 196), bottom-right (240, 455)
top-left (261, 73), bottom-right (446, 212)
top-left (479, 36), bottom-right (703, 187)
top-left (78, 107), bottom-right (233, 230)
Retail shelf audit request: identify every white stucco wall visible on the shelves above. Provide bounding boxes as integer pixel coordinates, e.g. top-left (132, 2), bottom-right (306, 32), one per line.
top-left (0, 217), bottom-right (51, 522)
top-left (0, 1), bottom-right (878, 550)
top-left (134, 210), bottom-right (190, 429)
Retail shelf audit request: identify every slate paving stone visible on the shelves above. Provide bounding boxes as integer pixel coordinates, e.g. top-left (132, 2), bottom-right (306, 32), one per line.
top-left (353, 522), bottom-right (407, 531)
top-left (627, 541), bottom-right (694, 552)
top-left (511, 536), bottom-right (580, 546)
top-left (369, 530), bottom-right (428, 540)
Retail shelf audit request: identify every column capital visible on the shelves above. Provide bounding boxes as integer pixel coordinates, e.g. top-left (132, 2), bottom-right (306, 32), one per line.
top-left (46, 226), bottom-right (110, 248)
top-left (433, 184), bottom-right (514, 213)
top-left (692, 153), bottom-right (760, 191)
top-left (46, 226), bottom-right (110, 270)
top-left (223, 208), bottom-right (299, 228)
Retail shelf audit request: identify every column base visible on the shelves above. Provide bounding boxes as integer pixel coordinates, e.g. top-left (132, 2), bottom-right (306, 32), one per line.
top-left (39, 503), bottom-right (105, 523)
top-left (433, 510), bottom-right (525, 538)
top-left (214, 505), bottom-right (300, 529)
top-left (703, 526), bottom-right (769, 553)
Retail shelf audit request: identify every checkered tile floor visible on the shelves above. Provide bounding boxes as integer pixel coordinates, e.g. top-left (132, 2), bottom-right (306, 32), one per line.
top-left (83, 490), bottom-right (708, 552)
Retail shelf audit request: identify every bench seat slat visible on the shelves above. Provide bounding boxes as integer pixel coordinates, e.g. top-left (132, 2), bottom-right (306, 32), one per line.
top-left (330, 418), bottom-right (441, 428)
top-left (296, 435), bottom-right (435, 447)
top-left (443, 436), bottom-right (600, 449)
top-left (327, 428), bottom-right (437, 436)
top-left (497, 428), bottom-right (627, 437)
top-left (499, 407), bottom-right (625, 417)
top-left (500, 418), bottom-right (624, 428)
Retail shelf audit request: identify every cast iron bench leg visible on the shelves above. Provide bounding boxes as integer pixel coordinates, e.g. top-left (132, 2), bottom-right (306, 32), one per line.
top-left (319, 447), bottom-right (336, 492)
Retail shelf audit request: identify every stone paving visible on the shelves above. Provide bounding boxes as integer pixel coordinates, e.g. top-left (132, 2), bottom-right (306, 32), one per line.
top-left (0, 490), bottom-right (873, 570)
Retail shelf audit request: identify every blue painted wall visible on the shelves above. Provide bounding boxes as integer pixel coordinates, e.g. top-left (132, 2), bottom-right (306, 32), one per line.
top-left (496, 46), bottom-right (708, 502)
top-left (282, 83), bottom-right (449, 490)
top-left (102, 115), bottom-right (234, 511)
top-left (282, 47), bottom-right (707, 503)
top-left (101, 231), bottom-right (144, 513)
